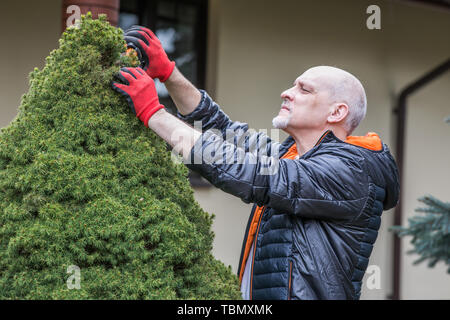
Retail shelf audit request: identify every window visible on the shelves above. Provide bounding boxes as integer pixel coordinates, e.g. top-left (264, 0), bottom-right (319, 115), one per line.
top-left (119, 0), bottom-right (210, 187)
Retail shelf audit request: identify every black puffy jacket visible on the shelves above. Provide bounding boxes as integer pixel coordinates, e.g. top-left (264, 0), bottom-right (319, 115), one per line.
top-left (178, 90), bottom-right (400, 300)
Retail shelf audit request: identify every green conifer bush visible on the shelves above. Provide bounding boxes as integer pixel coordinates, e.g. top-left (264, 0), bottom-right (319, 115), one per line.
top-left (0, 14), bottom-right (241, 299)
top-left (392, 196), bottom-right (450, 273)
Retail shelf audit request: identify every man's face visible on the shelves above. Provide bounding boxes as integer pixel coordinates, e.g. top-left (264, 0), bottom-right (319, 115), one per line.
top-left (274, 68), bottom-right (334, 133)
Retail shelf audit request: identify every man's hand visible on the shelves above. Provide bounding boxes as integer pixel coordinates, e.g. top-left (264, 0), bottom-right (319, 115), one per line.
top-left (112, 67), bottom-right (164, 127)
top-left (124, 26), bottom-right (175, 82)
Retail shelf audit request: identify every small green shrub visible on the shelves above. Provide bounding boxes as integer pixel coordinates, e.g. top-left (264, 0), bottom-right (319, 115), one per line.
top-left (0, 13), bottom-right (241, 300)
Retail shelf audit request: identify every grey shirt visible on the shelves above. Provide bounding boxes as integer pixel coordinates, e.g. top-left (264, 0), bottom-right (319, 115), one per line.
top-left (240, 244), bottom-right (254, 300)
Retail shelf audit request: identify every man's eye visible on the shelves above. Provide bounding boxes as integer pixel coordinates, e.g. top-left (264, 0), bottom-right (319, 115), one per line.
top-left (301, 87), bottom-right (310, 93)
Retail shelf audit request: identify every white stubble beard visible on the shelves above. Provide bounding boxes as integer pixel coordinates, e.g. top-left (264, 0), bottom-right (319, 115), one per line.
top-left (272, 114), bottom-right (291, 129)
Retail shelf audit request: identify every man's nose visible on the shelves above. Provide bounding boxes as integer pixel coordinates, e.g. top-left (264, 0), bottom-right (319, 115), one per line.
top-left (281, 88), bottom-right (293, 100)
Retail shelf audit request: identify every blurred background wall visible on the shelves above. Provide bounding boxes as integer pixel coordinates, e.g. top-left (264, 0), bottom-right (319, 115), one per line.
top-left (0, 0), bottom-right (63, 128)
top-left (0, 0), bottom-right (449, 299)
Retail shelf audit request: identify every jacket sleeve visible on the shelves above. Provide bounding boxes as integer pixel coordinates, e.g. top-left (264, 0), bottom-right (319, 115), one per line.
top-left (176, 90), bottom-right (280, 157)
top-left (187, 130), bottom-right (370, 221)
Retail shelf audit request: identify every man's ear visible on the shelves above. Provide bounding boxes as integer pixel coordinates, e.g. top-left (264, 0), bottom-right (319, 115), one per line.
top-left (327, 103), bottom-right (349, 124)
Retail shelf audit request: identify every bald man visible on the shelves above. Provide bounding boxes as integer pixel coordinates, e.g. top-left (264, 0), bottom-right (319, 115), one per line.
top-left (114, 26), bottom-right (400, 300)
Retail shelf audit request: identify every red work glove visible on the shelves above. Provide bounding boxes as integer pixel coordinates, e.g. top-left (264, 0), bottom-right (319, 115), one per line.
top-left (124, 26), bottom-right (175, 82)
top-left (112, 67), bottom-right (164, 127)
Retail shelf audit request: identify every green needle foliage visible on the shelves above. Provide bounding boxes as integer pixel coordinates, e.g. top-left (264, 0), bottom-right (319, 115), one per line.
top-left (0, 13), bottom-right (241, 299)
top-left (392, 196), bottom-right (450, 273)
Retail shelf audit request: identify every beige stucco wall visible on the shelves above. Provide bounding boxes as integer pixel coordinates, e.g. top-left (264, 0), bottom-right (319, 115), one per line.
top-left (381, 1), bottom-right (450, 300)
top-left (0, 0), bottom-right (448, 300)
top-left (199, 0), bottom-right (450, 299)
top-left (0, 0), bottom-right (62, 128)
